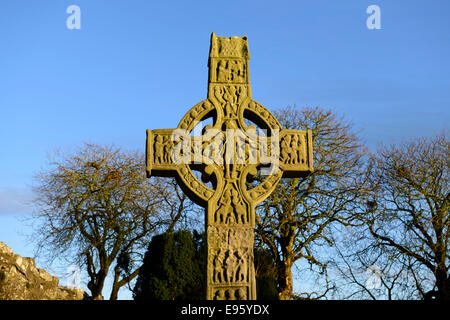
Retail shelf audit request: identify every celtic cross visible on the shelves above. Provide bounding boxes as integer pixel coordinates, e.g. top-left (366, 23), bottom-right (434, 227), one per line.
top-left (146, 33), bottom-right (313, 300)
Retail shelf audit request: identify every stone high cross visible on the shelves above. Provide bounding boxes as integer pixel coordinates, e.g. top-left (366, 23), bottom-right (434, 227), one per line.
top-left (146, 33), bottom-right (313, 300)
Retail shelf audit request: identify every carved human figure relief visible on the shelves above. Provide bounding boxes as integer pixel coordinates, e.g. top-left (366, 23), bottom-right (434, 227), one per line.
top-left (214, 289), bottom-right (226, 300)
top-left (235, 249), bottom-right (248, 282)
top-left (213, 248), bottom-right (225, 283)
top-left (231, 189), bottom-right (247, 224)
top-left (290, 134), bottom-right (299, 164)
top-left (280, 135), bottom-right (290, 163)
top-left (236, 287), bottom-right (247, 300)
top-left (154, 135), bottom-right (164, 164)
top-left (162, 137), bottom-right (172, 163)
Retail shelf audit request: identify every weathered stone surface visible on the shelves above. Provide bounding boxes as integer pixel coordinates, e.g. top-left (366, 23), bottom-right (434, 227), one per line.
top-left (0, 241), bottom-right (85, 300)
top-left (145, 33), bottom-right (314, 300)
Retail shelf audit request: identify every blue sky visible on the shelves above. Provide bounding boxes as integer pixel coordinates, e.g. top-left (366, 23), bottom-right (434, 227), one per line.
top-left (0, 0), bottom-right (449, 299)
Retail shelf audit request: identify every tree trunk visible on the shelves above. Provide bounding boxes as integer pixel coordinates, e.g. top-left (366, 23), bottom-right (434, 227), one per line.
top-left (88, 284), bottom-right (104, 300)
top-left (110, 284), bottom-right (120, 300)
top-left (109, 266), bottom-right (122, 300)
top-left (277, 260), bottom-right (293, 300)
top-left (87, 270), bottom-right (107, 300)
top-left (435, 268), bottom-right (449, 300)
top-left (109, 266), bottom-right (141, 300)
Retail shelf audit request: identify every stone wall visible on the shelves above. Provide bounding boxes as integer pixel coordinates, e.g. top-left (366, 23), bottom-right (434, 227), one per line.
top-left (0, 241), bottom-right (85, 300)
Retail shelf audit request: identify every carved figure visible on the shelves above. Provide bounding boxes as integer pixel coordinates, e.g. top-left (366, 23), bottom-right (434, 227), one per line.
top-left (290, 134), bottom-right (299, 164)
top-left (213, 249), bottom-right (225, 283)
top-left (236, 288), bottom-right (246, 300)
top-left (216, 187), bottom-right (231, 224)
top-left (154, 135), bottom-right (164, 164)
top-left (232, 189), bottom-right (246, 224)
top-left (281, 135), bottom-right (291, 163)
top-left (214, 289), bottom-right (226, 300)
top-left (217, 60), bottom-right (227, 82)
top-left (236, 249), bottom-right (248, 282)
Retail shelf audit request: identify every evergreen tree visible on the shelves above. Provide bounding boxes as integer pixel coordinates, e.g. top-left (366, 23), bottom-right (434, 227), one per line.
top-left (134, 230), bottom-right (278, 300)
top-left (255, 248), bottom-right (279, 300)
top-left (133, 230), bottom-right (205, 300)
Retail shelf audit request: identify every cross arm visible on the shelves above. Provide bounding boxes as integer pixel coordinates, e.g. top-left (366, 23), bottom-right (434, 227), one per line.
top-left (146, 129), bottom-right (180, 178)
top-left (278, 128), bottom-right (313, 178)
top-left (146, 128), bottom-right (215, 206)
top-left (146, 127), bottom-right (216, 177)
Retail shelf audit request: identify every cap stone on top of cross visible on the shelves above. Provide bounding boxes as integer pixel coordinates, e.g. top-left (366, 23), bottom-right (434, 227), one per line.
top-left (146, 32), bottom-right (313, 300)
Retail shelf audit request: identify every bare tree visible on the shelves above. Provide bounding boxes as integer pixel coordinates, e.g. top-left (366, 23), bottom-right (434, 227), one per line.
top-left (31, 143), bottom-right (190, 299)
top-left (255, 106), bottom-right (367, 300)
top-left (330, 226), bottom-right (429, 300)
top-left (361, 132), bottom-right (449, 300)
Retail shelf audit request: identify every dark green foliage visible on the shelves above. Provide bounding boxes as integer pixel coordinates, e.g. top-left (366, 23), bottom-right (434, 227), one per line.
top-left (134, 230), bottom-right (278, 300)
top-left (133, 230), bottom-right (205, 300)
top-left (254, 248), bottom-right (279, 300)
top-left (117, 249), bottom-right (131, 276)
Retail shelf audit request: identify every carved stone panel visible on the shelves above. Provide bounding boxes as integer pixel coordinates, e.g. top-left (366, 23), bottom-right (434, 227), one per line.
top-left (213, 286), bottom-right (249, 300)
top-left (207, 226), bottom-right (255, 300)
top-left (213, 182), bottom-right (249, 225)
top-left (279, 129), bottom-right (314, 176)
top-left (210, 59), bottom-right (248, 84)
